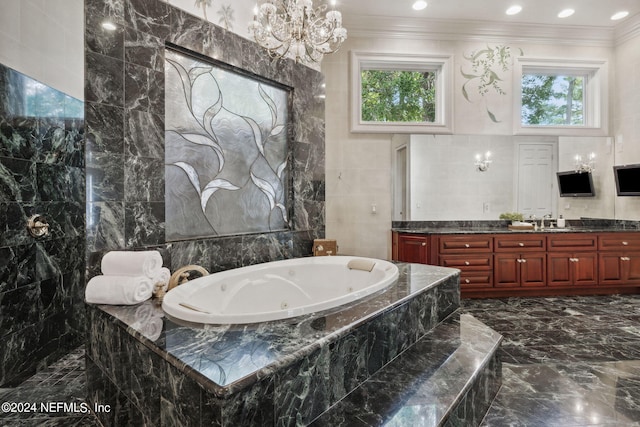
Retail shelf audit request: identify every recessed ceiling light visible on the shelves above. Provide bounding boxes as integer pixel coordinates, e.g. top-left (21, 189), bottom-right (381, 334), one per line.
top-left (611, 11), bottom-right (629, 21)
top-left (557, 8), bottom-right (575, 18)
top-left (412, 1), bottom-right (427, 11)
top-left (506, 5), bottom-right (522, 16)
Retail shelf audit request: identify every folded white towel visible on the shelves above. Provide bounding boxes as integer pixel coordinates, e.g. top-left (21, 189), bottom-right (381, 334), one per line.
top-left (152, 267), bottom-right (171, 291)
top-left (101, 251), bottom-right (163, 278)
top-left (85, 275), bottom-right (154, 305)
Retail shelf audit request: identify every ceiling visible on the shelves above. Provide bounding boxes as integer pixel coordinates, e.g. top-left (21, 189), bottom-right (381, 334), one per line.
top-left (338, 0), bottom-right (640, 29)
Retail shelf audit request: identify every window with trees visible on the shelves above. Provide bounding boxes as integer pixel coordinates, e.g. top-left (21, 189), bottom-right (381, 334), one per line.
top-left (515, 58), bottom-right (608, 136)
top-left (350, 52), bottom-right (453, 133)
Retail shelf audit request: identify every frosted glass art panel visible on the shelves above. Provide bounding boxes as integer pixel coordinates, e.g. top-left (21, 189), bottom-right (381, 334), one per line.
top-left (165, 49), bottom-right (290, 240)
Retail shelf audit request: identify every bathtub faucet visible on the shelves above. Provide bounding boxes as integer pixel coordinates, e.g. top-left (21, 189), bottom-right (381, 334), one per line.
top-left (168, 265), bottom-right (209, 291)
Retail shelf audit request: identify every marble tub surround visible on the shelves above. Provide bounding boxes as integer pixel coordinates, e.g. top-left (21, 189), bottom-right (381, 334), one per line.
top-left (0, 63), bottom-right (85, 386)
top-left (86, 263), bottom-right (464, 426)
top-left (311, 314), bottom-right (502, 426)
top-left (85, 0), bottom-right (325, 276)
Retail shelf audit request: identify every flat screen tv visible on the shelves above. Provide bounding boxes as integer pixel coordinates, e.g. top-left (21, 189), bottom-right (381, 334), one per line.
top-left (557, 171), bottom-right (595, 197)
top-left (614, 164), bottom-right (640, 196)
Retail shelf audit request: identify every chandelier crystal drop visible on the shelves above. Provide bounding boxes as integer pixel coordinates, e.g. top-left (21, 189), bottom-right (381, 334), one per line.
top-left (249, 0), bottom-right (348, 64)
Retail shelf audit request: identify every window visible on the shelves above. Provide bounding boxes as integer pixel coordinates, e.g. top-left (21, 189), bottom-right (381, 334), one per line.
top-left (351, 51), bottom-right (453, 133)
top-left (514, 58), bottom-right (608, 136)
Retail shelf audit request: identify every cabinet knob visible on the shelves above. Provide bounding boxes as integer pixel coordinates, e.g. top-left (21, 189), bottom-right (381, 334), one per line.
top-left (518, 242), bottom-right (524, 247)
top-left (464, 244), bottom-right (470, 248)
top-left (421, 242), bottom-right (427, 246)
top-left (465, 279), bottom-right (470, 284)
top-left (622, 241), bottom-right (629, 246)
top-left (464, 261), bottom-right (470, 266)
top-left (521, 258), bottom-right (527, 263)
top-left (621, 257), bottom-right (631, 261)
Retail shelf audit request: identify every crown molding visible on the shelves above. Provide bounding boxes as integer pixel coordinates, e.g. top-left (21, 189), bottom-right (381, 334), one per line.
top-left (343, 15), bottom-right (617, 47)
top-left (614, 14), bottom-right (640, 45)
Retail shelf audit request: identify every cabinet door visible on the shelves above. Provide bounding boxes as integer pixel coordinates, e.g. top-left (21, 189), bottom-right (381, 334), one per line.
top-left (549, 252), bottom-right (597, 286)
top-left (572, 253), bottom-right (598, 286)
top-left (548, 253), bottom-right (572, 286)
top-left (627, 253), bottom-right (640, 283)
top-left (599, 253), bottom-right (624, 284)
top-left (520, 253), bottom-right (546, 287)
top-left (494, 254), bottom-right (520, 287)
top-left (397, 234), bottom-right (428, 264)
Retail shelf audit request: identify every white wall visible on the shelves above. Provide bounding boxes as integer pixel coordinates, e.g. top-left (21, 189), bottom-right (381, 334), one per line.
top-left (613, 33), bottom-right (640, 220)
top-left (0, 0), bottom-right (84, 99)
top-left (0, 0), bottom-right (257, 100)
top-left (322, 31), bottom-right (621, 259)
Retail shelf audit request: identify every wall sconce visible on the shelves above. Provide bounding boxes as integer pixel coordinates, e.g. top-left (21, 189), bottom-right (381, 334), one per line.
top-left (475, 151), bottom-right (492, 172)
top-left (574, 152), bottom-right (595, 173)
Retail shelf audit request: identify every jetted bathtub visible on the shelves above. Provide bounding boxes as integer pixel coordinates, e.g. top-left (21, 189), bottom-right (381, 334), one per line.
top-left (162, 256), bottom-right (399, 324)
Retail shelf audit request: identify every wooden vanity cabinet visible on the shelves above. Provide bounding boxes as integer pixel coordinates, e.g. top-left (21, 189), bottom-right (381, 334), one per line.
top-left (437, 235), bottom-right (493, 289)
top-left (546, 234), bottom-right (598, 287)
top-left (396, 233), bottom-right (429, 264)
top-left (598, 233), bottom-right (640, 285)
top-left (493, 235), bottom-right (546, 288)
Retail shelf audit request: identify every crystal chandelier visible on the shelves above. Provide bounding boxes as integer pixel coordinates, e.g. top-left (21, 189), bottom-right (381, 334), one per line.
top-left (574, 152), bottom-right (596, 173)
top-left (249, 0), bottom-right (347, 64)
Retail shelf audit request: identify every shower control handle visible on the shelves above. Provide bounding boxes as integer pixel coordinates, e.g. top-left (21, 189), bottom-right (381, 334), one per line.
top-left (27, 214), bottom-right (50, 238)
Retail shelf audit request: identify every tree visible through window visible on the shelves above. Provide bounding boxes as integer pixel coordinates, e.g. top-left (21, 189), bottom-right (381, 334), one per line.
top-left (361, 70), bottom-right (436, 122)
top-left (521, 74), bottom-right (584, 126)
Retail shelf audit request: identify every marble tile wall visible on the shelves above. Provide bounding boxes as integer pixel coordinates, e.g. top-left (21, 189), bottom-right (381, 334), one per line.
top-left (0, 64), bottom-right (85, 386)
top-left (84, 0), bottom-right (325, 277)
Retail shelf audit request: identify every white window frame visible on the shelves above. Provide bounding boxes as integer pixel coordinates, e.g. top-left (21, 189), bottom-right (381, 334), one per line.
top-left (513, 57), bottom-right (608, 136)
top-left (350, 51), bottom-right (454, 134)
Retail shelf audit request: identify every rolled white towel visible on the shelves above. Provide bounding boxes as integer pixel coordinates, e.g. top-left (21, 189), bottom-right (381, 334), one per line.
top-left (85, 275), bottom-right (154, 305)
top-left (152, 267), bottom-right (171, 291)
top-left (101, 251), bottom-right (163, 278)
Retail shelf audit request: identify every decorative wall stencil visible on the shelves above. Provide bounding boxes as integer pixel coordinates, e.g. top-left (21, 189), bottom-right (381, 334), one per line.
top-left (217, 4), bottom-right (235, 30)
top-left (194, 0), bottom-right (213, 21)
top-left (461, 45), bottom-right (523, 123)
top-left (165, 48), bottom-right (290, 240)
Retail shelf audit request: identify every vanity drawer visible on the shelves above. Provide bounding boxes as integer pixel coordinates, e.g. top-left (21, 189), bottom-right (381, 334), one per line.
top-left (438, 236), bottom-right (493, 253)
top-left (439, 255), bottom-right (492, 270)
top-left (495, 235), bottom-right (546, 252)
top-left (548, 234), bottom-right (597, 251)
top-left (598, 234), bottom-right (640, 251)
top-left (459, 272), bottom-right (493, 288)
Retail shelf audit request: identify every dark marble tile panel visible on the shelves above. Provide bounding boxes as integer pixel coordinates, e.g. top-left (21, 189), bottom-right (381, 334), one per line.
top-left (86, 152), bottom-right (125, 202)
top-left (275, 345), bottom-right (332, 427)
top-left (123, 109), bottom-right (164, 159)
top-left (124, 26), bottom-right (164, 72)
top-left (86, 201), bottom-right (126, 252)
top-left (0, 115), bottom-right (37, 160)
top-left (36, 236), bottom-right (85, 281)
top-left (37, 163), bottom-right (84, 204)
top-left (85, 52), bottom-right (125, 107)
top-left (85, 102), bottom-right (125, 155)
top-left (161, 362), bottom-right (205, 426)
top-left (128, 339), bottom-right (164, 425)
top-left (0, 243), bottom-right (36, 293)
top-left (0, 282), bottom-right (41, 338)
top-left (124, 0), bottom-right (171, 40)
top-left (0, 323), bottom-right (45, 386)
top-left (0, 156), bottom-right (37, 202)
top-left (0, 202), bottom-right (32, 247)
top-left (86, 355), bottom-right (133, 427)
top-left (86, 17), bottom-right (125, 59)
top-left (85, 0), bottom-right (125, 28)
top-left (124, 156), bottom-right (164, 202)
top-left (124, 62), bottom-right (164, 113)
top-left (124, 201), bottom-right (165, 247)
top-left (215, 376), bottom-right (275, 426)
top-left (167, 7), bottom-right (215, 59)
top-left (239, 232), bottom-right (293, 267)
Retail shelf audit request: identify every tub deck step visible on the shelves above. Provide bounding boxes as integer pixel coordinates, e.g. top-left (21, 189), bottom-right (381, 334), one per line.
top-left (310, 312), bottom-right (503, 427)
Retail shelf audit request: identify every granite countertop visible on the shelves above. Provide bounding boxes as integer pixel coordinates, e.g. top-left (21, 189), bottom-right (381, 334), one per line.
top-left (391, 226), bottom-right (638, 235)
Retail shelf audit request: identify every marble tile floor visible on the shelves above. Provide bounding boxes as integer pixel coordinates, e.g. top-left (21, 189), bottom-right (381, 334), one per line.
top-left (3, 295), bottom-right (640, 426)
top-left (0, 346), bottom-right (99, 426)
top-left (462, 294), bottom-right (640, 426)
